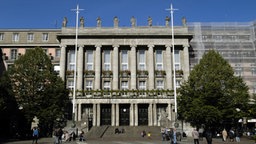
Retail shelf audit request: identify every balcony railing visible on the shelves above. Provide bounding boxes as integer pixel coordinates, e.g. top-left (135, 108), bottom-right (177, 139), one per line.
top-left (72, 89), bottom-right (174, 99)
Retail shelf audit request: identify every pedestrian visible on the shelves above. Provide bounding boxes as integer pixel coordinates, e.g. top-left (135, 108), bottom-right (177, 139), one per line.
top-left (173, 128), bottom-right (177, 144)
top-left (222, 128), bottom-right (228, 142)
top-left (199, 127), bottom-right (204, 141)
top-left (32, 127), bottom-right (39, 144)
top-left (53, 128), bottom-right (59, 144)
top-left (192, 128), bottom-right (199, 144)
top-left (205, 129), bottom-right (212, 144)
top-left (235, 129), bottom-right (241, 142)
top-left (57, 128), bottom-right (63, 144)
top-left (161, 127), bottom-right (166, 141)
top-left (229, 129), bottom-right (235, 142)
top-left (79, 131), bottom-right (85, 141)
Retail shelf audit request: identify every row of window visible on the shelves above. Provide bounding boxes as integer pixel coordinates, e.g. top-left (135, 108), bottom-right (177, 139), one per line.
top-left (68, 79), bottom-right (181, 91)
top-left (0, 33), bottom-right (49, 42)
top-left (67, 49), bottom-right (181, 71)
top-left (7, 48), bottom-right (60, 60)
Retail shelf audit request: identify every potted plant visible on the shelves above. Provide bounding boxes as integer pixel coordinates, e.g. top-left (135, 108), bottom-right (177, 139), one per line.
top-left (102, 70), bottom-right (113, 77)
top-left (119, 70), bottom-right (131, 77)
top-left (66, 70), bottom-right (74, 76)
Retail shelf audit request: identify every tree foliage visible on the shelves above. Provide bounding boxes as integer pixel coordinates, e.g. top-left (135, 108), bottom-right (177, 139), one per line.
top-left (178, 50), bottom-right (250, 129)
top-left (7, 47), bottom-right (70, 136)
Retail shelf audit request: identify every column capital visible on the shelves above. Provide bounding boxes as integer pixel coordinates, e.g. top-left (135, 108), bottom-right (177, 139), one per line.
top-left (59, 44), bottom-right (67, 48)
top-left (148, 44), bottom-right (154, 48)
top-left (78, 44), bottom-right (84, 48)
top-left (130, 44), bottom-right (137, 48)
top-left (113, 44), bottom-right (119, 48)
top-left (95, 44), bottom-right (102, 48)
top-left (183, 44), bottom-right (190, 48)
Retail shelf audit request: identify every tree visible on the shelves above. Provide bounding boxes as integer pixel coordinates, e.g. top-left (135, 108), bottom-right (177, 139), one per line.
top-left (178, 50), bottom-right (250, 130)
top-left (7, 47), bottom-right (70, 137)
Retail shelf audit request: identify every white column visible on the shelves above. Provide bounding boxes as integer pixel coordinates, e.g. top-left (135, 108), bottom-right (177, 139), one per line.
top-left (167, 103), bottom-right (172, 121)
top-left (59, 45), bottom-right (66, 80)
top-left (134, 103), bottom-right (138, 126)
top-left (165, 45), bottom-right (173, 89)
top-left (95, 45), bottom-right (102, 89)
top-left (93, 103), bottom-right (97, 126)
top-left (148, 103), bottom-right (153, 126)
top-left (147, 45), bottom-right (155, 90)
top-left (113, 45), bottom-right (119, 90)
top-left (78, 103), bottom-right (82, 121)
top-left (97, 103), bottom-right (101, 126)
top-left (77, 45), bottom-right (84, 93)
top-left (130, 45), bottom-right (137, 89)
top-left (153, 103), bottom-right (157, 126)
top-left (111, 104), bottom-right (116, 126)
top-left (130, 103), bottom-right (134, 126)
top-left (115, 104), bottom-right (119, 126)
top-left (75, 104), bottom-right (78, 121)
top-left (183, 45), bottom-right (190, 81)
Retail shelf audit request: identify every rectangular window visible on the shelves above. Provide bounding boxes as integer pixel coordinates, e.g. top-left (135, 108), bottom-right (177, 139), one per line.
top-left (68, 50), bottom-right (75, 70)
top-left (139, 81), bottom-right (146, 90)
top-left (121, 50), bottom-right (128, 70)
top-left (121, 81), bottom-right (128, 90)
top-left (0, 33), bottom-right (4, 41)
top-left (86, 80), bottom-right (93, 90)
top-left (42, 33), bottom-right (49, 42)
top-left (156, 80), bottom-right (164, 89)
top-left (55, 49), bottom-right (61, 58)
top-left (27, 33), bottom-right (34, 42)
top-left (10, 49), bottom-right (18, 60)
top-left (174, 50), bottom-right (180, 70)
top-left (104, 50), bottom-right (111, 70)
top-left (138, 50), bottom-right (146, 70)
top-left (67, 80), bottom-right (74, 90)
top-left (103, 81), bottom-right (111, 90)
top-left (12, 33), bottom-right (19, 42)
top-left (87, 50), bottom-right (94, 70)
top-left (156, 50), bottom-right (163, 70)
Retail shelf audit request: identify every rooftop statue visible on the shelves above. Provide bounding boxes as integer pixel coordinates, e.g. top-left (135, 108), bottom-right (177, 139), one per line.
top-left (62, 17), bottom-right (68, 27)
top-left (182, 17), bottom-right (187, 27)
top-left (114, 16), bottom-right (119, 27)
top-left (148, 16), bottom-right (152, 26)
top-left (80, 16), bottom-right (84, 27)
top-left (130, 16), bottom-right (136, 27)
top-left (96, 17), bottom-right (101, 27)
top-left (165, 16), bottom-right (170, 27)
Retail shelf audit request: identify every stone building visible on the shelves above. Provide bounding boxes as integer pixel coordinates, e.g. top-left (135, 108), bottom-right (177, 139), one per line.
top-left (1, 18), bottom-right (256, 131)
top-left (0, 17), bottom-right (192, 130)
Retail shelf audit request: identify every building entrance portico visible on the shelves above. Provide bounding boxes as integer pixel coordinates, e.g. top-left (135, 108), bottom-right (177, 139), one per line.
top-left (119, 104), bottom-right (130, 126)
top-left (138, 104), bottom-right (148, 126)
top-left (101, 104), bottom-right (111, 125)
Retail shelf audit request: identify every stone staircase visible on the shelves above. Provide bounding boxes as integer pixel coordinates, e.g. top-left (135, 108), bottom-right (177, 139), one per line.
top-left (85, 126), bottom-right (162, 140)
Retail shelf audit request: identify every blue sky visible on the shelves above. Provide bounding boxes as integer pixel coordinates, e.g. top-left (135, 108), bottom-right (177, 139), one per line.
top-left (0, 0), bottom-right (256, 28)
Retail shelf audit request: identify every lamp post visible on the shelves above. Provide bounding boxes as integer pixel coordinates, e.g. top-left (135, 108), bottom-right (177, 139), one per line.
top-left (71, 4), bottom-right (84, 125)
top-left (166, 4), bottom-right (178, 122)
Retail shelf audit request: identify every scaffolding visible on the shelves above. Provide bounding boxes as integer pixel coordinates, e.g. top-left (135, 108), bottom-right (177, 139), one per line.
top-left (188, 22), bottom-right (256, 94)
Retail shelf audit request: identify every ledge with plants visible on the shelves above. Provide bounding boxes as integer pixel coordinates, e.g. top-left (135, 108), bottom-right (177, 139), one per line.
top-left (101, 70), bottom-right (113, 78)
top-left (66, 70), bottom-right (75, 76)
top-left (155, 70), bottom-right (166, 77)
top-left (137, 70), bottom-right (148, 77)
top-left (119, 70), bottom-right (131, 77)
top-left (73, 89), bottom-right (174, 99)
top-left (84, 70), bottom-right (95, 77)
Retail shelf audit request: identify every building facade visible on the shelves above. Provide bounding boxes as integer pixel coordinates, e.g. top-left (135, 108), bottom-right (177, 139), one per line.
top-left (1, 18), bottom-right (256, 130)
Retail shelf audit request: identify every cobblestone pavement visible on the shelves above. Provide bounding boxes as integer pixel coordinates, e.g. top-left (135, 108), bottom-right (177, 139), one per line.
top-left (3, 137), bottom-right (255, 144)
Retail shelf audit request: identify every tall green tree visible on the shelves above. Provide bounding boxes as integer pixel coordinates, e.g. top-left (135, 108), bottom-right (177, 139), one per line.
top-left (8, 47), bottom-right (70, 136)
top-left (178, 50), bottom-right (250, 130)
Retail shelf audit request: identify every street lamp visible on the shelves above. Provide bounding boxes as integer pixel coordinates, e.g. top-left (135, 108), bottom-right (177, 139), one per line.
top-left (166, 3), bottom-right (178, 122)
top-left (71, 4), bottom-right (84, 125)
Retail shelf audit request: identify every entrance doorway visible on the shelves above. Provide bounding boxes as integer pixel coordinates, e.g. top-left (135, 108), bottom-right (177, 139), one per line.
top-left (101, 104), bottom-right (111, 125)
top-left (138, 104), bottom-right (148, 125)
top-left (119, 104), bottom-right (130, 126)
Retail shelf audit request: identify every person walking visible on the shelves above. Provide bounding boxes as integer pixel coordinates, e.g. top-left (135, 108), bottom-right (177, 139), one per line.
top-left (32, 127), bottom-right (39, 144)
top-left (222, 128), bottom-right (228, 142)
top-left (235, 129), bottom-right (241, 142)
top-left (192, 128), bottom-right (199, 144)
top-left (205, 129), bottom-right (212, 144)
top-left (173, 128), bottom-right (177, 144)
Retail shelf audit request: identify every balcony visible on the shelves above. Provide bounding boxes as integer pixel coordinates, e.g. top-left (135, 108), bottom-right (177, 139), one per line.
top-left (84, 70), bottom-right (95, 78)
top-left (75, 89), bottom-right (174, 99)
top-left (137, 70), bottom-right (148, 78)
top-left (155, 70), bottom-right (166, 77)
top-left (102, 70), bottom-right (113, 78)
top-left (119, 70), bottom-right (131, 78)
